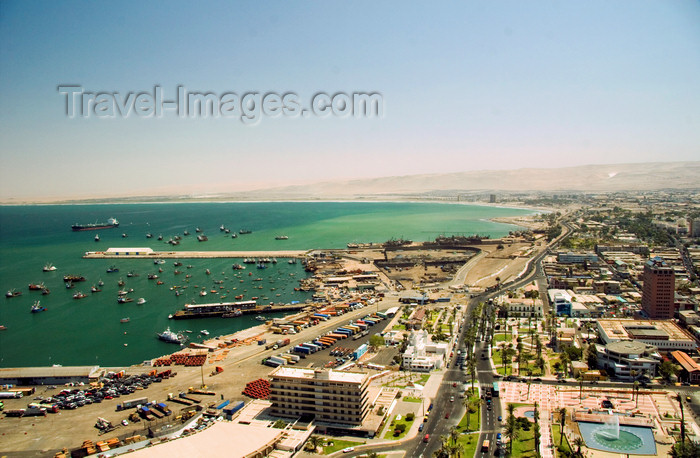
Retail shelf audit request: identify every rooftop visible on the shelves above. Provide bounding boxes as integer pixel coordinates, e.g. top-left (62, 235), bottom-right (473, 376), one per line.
top-left (597, 319), bottom-right (694, 342)
top-left (671, 351), bottom-right (700, 373)
top-left (270, 367), bottom-right (368, 385)
top-left (0, 365), bottom-right (103, 379)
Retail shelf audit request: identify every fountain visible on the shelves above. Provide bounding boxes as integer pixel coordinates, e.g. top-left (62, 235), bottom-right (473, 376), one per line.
top-left (578, 415), bottom-right (656, 455)
top-left (597, 413), bottom-right (620, 440)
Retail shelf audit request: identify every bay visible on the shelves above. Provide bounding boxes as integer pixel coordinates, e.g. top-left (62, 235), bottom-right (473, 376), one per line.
top-left (0, 201), bottom-right (534, 367)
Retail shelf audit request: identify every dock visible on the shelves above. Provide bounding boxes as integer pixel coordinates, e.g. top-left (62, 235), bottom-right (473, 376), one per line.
top-left (83, 248), bottom-right (310, 259)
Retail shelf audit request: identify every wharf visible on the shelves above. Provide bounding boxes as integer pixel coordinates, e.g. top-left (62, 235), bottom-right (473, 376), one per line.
top-left (170, 303), bottom-right (308, 320)
top-left (83, 249), bottom-right (309, 259)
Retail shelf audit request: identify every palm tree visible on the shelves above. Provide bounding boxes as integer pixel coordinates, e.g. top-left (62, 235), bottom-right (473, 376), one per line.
top-left (577, 374), bottom-right (584, 402)
top-left (449, 426), bottom-right (459, 446)
top-left (633, 380), bottom-right (640, 408)
top-left (306, 435), bottom-right (324, 453)
top-left (560, 351), bottom-right (570, 378)
top-left (559, 407), bottom-right (567, 446)
top-left (462, 395), bottom-right (472, 431)
top-left (677, 394), bottom-right (686, 444)
top-left (572, 436), bottom-right (585, 457)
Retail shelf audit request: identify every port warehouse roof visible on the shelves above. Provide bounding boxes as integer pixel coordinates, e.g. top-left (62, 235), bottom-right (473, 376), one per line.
top-left (0, 366), bottom-right (103, 384)
top-left (126, 421), bottom-right (284, 458)
top-left (105, 247), bottom-right (154, 255)
top-left (671, 351), bottom-right (700, 375)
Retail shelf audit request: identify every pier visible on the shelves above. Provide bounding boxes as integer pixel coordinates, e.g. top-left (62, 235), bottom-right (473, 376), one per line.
top-left (83, 248), bottom-right (310, 259)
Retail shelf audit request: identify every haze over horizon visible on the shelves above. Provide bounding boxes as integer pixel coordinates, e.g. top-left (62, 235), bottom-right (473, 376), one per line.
top-left (1, 1), bottom-right (699, 200)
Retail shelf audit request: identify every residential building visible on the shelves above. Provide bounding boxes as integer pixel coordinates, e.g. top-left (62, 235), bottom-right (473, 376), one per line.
top-left (401, 330), bottom-right (447, 372)
top-left (641, 257), bottom-right (675, 319)
top-left (268, 367), bottom-right (370, 426)
top-left (557, 252), bottom-right (599, 264)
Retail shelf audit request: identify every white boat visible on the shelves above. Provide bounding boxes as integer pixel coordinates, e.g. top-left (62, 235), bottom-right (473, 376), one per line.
top-left (157, 327), bottom-right (187, 344)
top-left (137, 298), bottom-right (146, 305)
top-left (43, 263), bottom-right (57, 272)
top-left (200, 330), bottom-right (209, 336)
top-left (199, 290), bottom-right (207, 296)
top-left (94, 234), bottom-right (100, 241)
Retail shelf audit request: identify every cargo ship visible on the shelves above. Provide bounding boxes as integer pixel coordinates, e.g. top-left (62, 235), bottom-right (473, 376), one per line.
top-left (71, 217), bottom-right (119, 231)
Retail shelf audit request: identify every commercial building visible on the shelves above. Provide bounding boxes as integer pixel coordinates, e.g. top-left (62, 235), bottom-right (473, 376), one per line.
top-left (641, 257), bottom-right (675, 319)
top-left (595, 341), bottom-right (661, 381)
top-left (401, 330), bottom-right (447, 372)
top-left (596, 319), bottom-right (696, 352)
top-left (0, 366), bottom-right (104, 385)
top-left (557, 252), bottom-right (599, 264)
top-left (497, 297), bottom-right (544, 318)
top-left (268, 367), bottom-right (370, 427)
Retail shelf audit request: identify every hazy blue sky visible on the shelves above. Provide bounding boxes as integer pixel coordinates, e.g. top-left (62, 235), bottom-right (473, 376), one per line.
top-left (1, 0), bottom-right (698, 200)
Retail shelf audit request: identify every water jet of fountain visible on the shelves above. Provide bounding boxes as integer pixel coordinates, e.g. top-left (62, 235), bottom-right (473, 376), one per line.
top-left (598, 413), bottom-right (620, 440)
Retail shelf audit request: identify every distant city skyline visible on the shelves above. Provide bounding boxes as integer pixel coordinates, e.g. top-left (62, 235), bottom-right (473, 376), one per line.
top-left (1, 1), bottom-right (699, 200)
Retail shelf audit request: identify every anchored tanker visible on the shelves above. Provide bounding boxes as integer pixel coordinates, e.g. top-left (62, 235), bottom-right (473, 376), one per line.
top-left (71, 217), bottom-right (119, 231)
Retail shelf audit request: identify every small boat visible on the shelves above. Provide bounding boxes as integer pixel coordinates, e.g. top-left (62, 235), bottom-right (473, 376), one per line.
top-left (288, 259), bottom-right (297, 264)
top-left (148, 274), bottom-right (159, 280)
top-left (183, 230), bottom-right (190, 236)
top-left (6, 289), bottom-right (22, 298)
top-left (64, 275), bottom-right (86, 282)
top-left (127, 271), bottom-right (139, 277)
top-left (91, 286), bottom-right (101, 293)
top-left (200, 330), bottom-right (209, 336)
top-left (232, 264), bottom-right (245, 270)
top-left (239, 229), bottom-right (252, 234)
top-left (225, 228), bottom-right (230, 234)
top-left (41, 288), bottom-right (50, 295)
top-left (187, 265), bottom-right (193, 269)
top-left (31, 301), bottom-right (47, 313)
top-left (0, 325), bottom-right (7, 330)
top-left (275, 235), bottom-right (289, 240)
top-left (257, 263), bottom-right (266, 269)
top-left (94, 234), bottom-right (100, 241)
top-left (122, 233), bottom-right (128, 238)
top-left (219, 224), bottom-right (225, 231)
top-left (106, 266), bottom-right (119, 273)
top-left (146, 233), bottom-right (153, 238)
top-left (156, 280), bottom-right (164, 285)
top-left (199, 290), bottom-right (207, 296)
top-left (196, 227), bottom-right (202, 233)
top-left (137, 298), bottom-right (146, 305)
top-left (120, 317), bottom-right (130, 323)
top-left (205, 269), bottom-right (211, 275)
top-left (118, 278), bottom-right (125, 286)
top-left (98, 279), bottom-right (105, 286)
top-left (154, 259), bottom-right (165, 265)
top-left (255, 315), bottom-right (266, 321)
top-left (117, 297), bottom-right (133, 303)
top-left (231, 233), bottom-right (237, 238)
top-left (174, 270), bottom-right (182, 275)
top-left (185, 329), bottom-right (192, 333)
top-left (174, 261), bottom-right (182, 266)
top-left (28, 283), bottom-right (44, 291)
top-left (43, 263), bottom-right (57, 272)
top-left (73, 291), bottom-right (87, 299)
top-left (65, 282), bottom-right (74, 289)
top-left (197, 235), bottom-right (208, 242)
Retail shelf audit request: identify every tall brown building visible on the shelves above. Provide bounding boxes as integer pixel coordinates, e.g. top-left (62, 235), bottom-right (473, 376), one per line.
top-left (641, 257), bottom-right (675, 319)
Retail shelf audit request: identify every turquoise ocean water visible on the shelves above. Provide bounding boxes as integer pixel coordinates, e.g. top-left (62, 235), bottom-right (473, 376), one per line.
top-left (0, 202), bottom-right (534, 367)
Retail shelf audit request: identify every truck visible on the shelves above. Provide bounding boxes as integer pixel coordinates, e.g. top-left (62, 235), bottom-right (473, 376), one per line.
top-left (147, 405), bottom-right (164, 419)
top-left (139, 406), bottom-right (155, 420)
top-left (257, 339), bottom-right (266, 346)
top-left (302, 342), bottom-right (319, 352)
top-left (189, 387), bottom-right (216, 396)
top-left (0, 391), bottom-right (23, 399)
top-left (116, 396), bottom-right (149, 411)
top-left (294, 345), bottom-right (311, 355)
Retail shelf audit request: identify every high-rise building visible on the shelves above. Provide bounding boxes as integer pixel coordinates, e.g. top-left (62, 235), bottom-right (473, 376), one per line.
top-left (268, 367), bottom-right (370, 426)
top-left (641, 257), bottom-right (675, 319)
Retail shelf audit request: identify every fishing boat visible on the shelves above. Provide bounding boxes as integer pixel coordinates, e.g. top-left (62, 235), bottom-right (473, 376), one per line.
top-left (106, 266), bottom-right (119, 273)
top-left (28, 283), bottom-right (44, 291)
top-left (200, 330), bottom-right (209, 336)
top-left (120, 317), bottom-right (130, 323)
top-left (91, 286), bottom-right (101, 293)
top-left (65, 282), bottom-right (74, 289)
top-left (205, 269), bottom-right (211, 275)
top-left (197, 234), bottom-right (208, 242)
top-left (195, 227), bottom-right (202, 233)
top-left (127, 271), bottom-right (139, 277)
top-left (255, 315), bottom-right (266, 321)
top-left (72, 217), bottom-right (119, 231)
top-left (6, 289), bottom-right (22, 298)
top-left (64, 275), bottom-right (86, 282)
top-left (98, 279), bottom-right (105, 286)
top-left (41, 288), bottom-right (50, 295)
top-left (154, 259), bottom-right (165, 265)
top-left (122, 233), bottom-right (128, 238)
top-left (146, 233), bottom-right (153, 238)
top-left (219, 224), bottom-right (225, 231)
top-left (30, 301), bottom-right (47, 313)
top-left (157, 234), bottom-right (163, 240)
top-left (148, 274), bottom-right (159, 280)
top-left (157, 327), bottom-right (187, 344)
top-left (288, 259), bottom-right (297, 264)
top-left (0, 325), bottom-right (6, 330)
top-left (118, 278), bottom-right (125, 286)
top-left (174, 261), bottom-right (182, 266)
top-left (199, 290), bottom-right (207, 296)
top-left (231, 233), bottom-right (238, 238)
top-left (117, 297), bottom-right (133, 303)
top-left (232, 264), bottom-right (245, 270)
top-left (73, 291), bottom-right (87, 299)
top-left (183, 229), bottom-right (190, 236)
top-left (43, 263), bottom-right (57, 272)
top-left (275, 235), bottom-right (289, 240)
top-left (239, 229), bottom-right (252, 234)
top-left (94, 234), bottom-right (100, 242)
top-left (137, 298), bottom-right (146, 305)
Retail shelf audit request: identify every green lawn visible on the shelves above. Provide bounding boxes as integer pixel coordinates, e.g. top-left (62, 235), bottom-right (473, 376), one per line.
top-left (457, 433), bottom-right (480, 458)
top-left (404, 396), bottom-right (422, 403)
top-left (393, 324), bottom-right (406, 331)
top-left (510, 426), bottom-right (537, 458)
top-left (551, 424), bottom-right (571, 457)
top-left (382, 415), bottom-right (415, 440)
top-left (494, 333), bottom-right (509, 342)
top-left (322, 439), bottom-right (364, 454)
top-left (456, 398), bottom-right (480, 432)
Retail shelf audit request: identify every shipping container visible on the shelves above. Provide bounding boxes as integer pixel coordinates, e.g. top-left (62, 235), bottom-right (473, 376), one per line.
top-left (223, 400), bottom-right (245, 416)
top-left (294, 346), bottom-right (312, 354)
